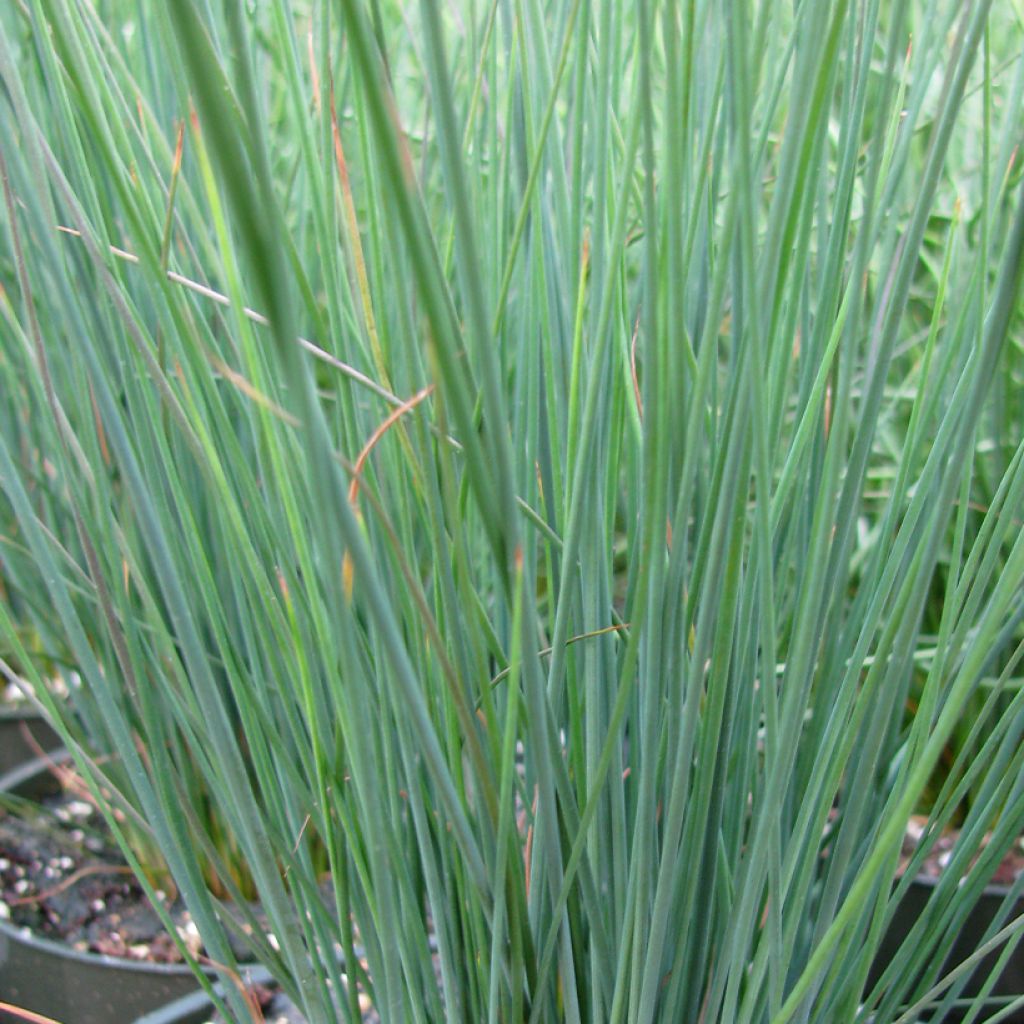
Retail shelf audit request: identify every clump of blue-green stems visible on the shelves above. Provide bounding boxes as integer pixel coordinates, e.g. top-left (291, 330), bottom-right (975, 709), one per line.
top-left (1, 1), bottom-right (1024, 1021)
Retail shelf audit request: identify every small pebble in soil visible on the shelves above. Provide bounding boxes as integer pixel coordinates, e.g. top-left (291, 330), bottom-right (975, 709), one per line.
top-left (68, 800), bottom-right (94, 819)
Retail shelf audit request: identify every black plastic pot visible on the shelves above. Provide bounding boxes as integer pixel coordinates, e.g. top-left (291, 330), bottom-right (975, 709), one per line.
top-left (0, 755), bottom-right (203, 1024)
top-left (0, 921), bottom-right (208, 1024)
top-left (872, 875), bottom-right (1024, 1023)
top-left (0, 705), bottom-right (61, 776)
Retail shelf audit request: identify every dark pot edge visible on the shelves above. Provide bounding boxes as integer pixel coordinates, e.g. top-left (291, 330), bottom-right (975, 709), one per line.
top-left (0, 705), bottom-right (50, 721)
top-left (133, 965), bottom-right (274, 1024)
top-left (0, 748), bottom-right (73, 794)
top-left (0, 712), bottom-right (63, 777)
top-left (0, 917), bottom-right (202, 978)
top-left (0, 705), bottom-right (62, 742)
top-left (903, 870), bottom-right (1024, 904)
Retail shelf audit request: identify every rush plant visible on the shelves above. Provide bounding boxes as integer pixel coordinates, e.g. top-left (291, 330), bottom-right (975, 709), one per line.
top-left (1, 1), bottom-right (1023, 1022)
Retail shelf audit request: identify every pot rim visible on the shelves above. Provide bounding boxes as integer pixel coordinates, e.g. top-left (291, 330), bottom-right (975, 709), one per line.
top-left (900, 868), bottom-right (1024, 901)
top-left (0, 916), bottom-right (202, 977)
top-left (132, 965), bottom-right (274, 1024)
top-left (0, 704), bottom-right (49, 720)
top-left (0, 748), bottom-right (73, 794)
